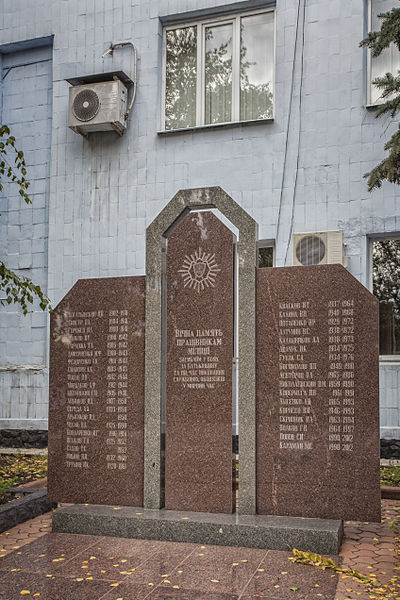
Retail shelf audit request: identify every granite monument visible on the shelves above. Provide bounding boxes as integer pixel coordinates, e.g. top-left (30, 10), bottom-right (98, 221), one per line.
top-left (48, 277), bottom-right (145, 506)
top-left (165, 211), bottom-right (234, 513)
top-left (256, 264), bottom-right (380, 522)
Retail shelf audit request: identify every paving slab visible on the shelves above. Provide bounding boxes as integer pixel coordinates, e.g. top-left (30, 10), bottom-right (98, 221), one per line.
top-left (0, 499), bottom-right (398, 600)
top-left (0, 532), bottom-right (339, 600)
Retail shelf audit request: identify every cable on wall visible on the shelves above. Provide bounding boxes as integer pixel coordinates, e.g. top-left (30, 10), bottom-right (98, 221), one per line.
top-left (283, 0), bottom-right (306, 266)
top-left (275, 0), bottom-right (306, 265)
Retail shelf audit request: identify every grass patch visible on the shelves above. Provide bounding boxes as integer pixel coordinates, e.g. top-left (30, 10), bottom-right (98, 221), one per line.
top-left (380, 465), bottom-right (400, 487)
top-left (0, 454), bottom-right (47, 488)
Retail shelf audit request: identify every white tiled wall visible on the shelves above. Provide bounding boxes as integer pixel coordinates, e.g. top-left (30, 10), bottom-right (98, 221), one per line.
top-left (1, 0), bottom-right (399, 436)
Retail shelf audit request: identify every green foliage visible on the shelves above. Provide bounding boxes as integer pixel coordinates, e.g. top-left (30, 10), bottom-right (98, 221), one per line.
top-left (0, 476), bottom-right (17, 501)
top-left (0, 124), bottom-right (51, 314)
top-left (0, 124), bottom-right (31, 207)
top-left (373, 240), bottom-right (400, 313)
top-left (0, 261), bottom-right (50, 315)
top-left (360, 5), bottom-right (400, 191)
top-left (380, 465), bottom-right (400, 487)
top-left (0, 454), bottom-right (47, 485)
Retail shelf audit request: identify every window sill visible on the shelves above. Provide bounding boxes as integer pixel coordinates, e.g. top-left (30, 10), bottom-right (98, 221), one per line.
top-left (157, 117), bottom-right (274, 136)
top-left (379, 355), bottom-right (400, 364)
top-left (365, 102), bottom-right (385, 110)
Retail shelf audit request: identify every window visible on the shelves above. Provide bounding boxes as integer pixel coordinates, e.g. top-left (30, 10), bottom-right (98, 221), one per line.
top-left (257, 242), bottom-right (274, 267)
top-left (163, 9), bottom-right (274, 130)
top-left (368, 0), bottom-right (400, 105)
top-left (372, 238), bottom-right (400, 355)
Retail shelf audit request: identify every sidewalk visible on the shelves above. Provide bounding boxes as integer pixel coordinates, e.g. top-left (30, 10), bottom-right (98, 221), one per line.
top-left (0, 500), bottom-right (398, 599)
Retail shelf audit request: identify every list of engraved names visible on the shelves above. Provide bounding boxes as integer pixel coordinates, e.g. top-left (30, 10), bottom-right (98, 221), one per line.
top-left (65, 309), bottom-right (131, 470)
top-left (278, 298), bottom-right (355, 452)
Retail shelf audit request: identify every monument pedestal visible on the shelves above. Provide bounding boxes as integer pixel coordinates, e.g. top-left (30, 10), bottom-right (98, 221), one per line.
top-left (52, 505), bottom-right (343, 555)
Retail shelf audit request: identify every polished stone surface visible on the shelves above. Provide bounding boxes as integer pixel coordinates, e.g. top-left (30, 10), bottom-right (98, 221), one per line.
top-left (48, 276), bottom-right (145, 506)
top-left (144, 187), bottom-right (257, 514)
top-left (256, 264), bottom-right (380, 522)
top-left (0, 532), bottom-right (339, 599)
top-left (166, 211), bottom-right (234, 513)
top-left (52, 504), bottom-right (343, 554)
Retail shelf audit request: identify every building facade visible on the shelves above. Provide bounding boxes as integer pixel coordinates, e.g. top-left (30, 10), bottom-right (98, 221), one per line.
top-left (1, 0), bottom-right (400, 438)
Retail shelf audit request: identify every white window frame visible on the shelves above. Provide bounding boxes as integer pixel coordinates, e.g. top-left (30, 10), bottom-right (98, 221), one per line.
top-left (161, 7), bottom-right (275, 131)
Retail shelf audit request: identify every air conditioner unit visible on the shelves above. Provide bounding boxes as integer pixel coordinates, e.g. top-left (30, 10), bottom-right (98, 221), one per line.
top-left (68, 79), bottom-right (128, 136)
top-left (292, 230), bottom-right (347, 267)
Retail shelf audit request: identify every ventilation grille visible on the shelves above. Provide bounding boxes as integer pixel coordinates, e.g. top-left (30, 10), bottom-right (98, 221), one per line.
top-left (72, 89), bottom-right (100, 122)
top-left (295, 235), bottom-right (326, 266)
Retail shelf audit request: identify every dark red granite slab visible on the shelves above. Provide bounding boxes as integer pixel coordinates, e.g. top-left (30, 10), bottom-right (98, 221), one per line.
top-left (256, 265), bottom-right (381, 522)
top-left (48, 277), bottom-right (145, 506)
top-left (165, 211), bottom-right (234, 513)
top-left (0, 533), bottom-right (341, 600)
top-left (242, 550), bottom-right (338, 599)
top-left (0, 571), bottom-right (112, 600)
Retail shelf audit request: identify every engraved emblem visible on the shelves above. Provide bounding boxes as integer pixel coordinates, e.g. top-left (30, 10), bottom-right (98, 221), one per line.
top-left (178, 248), bottom-right (221, 293)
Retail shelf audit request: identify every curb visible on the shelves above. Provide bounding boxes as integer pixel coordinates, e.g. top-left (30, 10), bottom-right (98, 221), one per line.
top-left (0, 489), bottom-right (56, 534)
top-left (381, 486), bottom-right (400, 500)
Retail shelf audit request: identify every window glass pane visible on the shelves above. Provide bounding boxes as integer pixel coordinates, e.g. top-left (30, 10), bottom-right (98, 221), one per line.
top-left (240, 13), bottom-right (274, 120)
top-left (165, 27), bottom-right (197, 130)
top-left (372, 239), bottom-right (400, 354)
top-left (370, 1), bottom-right (400, 104)
top-left (258, 246), bottom-right (274, 267)
top-left (205, 23), bottom-right (233, 124)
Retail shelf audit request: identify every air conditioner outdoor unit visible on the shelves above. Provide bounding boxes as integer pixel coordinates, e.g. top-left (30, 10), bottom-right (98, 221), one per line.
top-left (68, 79), bottom-right (128, 136)
top-left (292, 230), bottom-right (347, 267)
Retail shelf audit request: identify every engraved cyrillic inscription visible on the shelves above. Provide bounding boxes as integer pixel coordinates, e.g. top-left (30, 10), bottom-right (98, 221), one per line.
top-left (173, 328), bottom-right (225, 389)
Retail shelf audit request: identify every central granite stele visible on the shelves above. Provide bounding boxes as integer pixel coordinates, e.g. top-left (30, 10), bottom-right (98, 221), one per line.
top-left (49, 186), bottom-right (380, 554)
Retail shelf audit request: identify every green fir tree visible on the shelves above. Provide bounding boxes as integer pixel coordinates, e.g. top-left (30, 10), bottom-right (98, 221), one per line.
top-left (360, 4), bottom-right (400, 191)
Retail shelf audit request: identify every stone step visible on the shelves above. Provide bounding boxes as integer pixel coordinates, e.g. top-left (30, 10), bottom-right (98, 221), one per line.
top-left (52, 505), bottom-right (343, 555)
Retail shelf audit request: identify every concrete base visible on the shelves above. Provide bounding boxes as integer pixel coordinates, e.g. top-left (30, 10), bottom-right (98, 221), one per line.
top-left (52, 505), bottom-right (343, 555)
